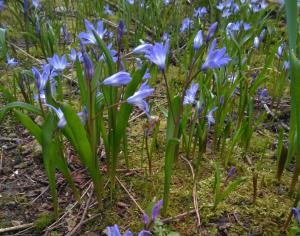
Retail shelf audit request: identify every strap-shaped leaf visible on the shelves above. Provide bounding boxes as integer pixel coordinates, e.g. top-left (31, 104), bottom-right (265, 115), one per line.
top-left (41, 115), bottom-right (59, 217)
top-left (60, 104), bottom-right (104, 206)
top-left (14, 110), bottom-right (42, 144)
top-left (92, 30), bottom-right (115, 75)
top-left (1, 102), bottom-right (43, 116)
top-left (162, 138), bottom-right (180, 214)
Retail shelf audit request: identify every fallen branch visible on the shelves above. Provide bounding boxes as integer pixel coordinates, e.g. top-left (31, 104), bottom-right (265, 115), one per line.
top-left (116, 176), bottom-right (145, 214)
top-left (161, 210), bottom-right (196, 224)
top-left (0, 223), bottom-right (34, 234)
top-left (66, 187), bottom-right (93, 236)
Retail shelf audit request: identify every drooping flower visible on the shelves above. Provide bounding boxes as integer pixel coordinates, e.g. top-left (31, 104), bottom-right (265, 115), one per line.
top-left (127, 0), bottom-right (134, 4)
top-left (194, 30), bottom-right (204, 51)
top-left (46, 104), bottom-right (87, 128)
top-left (283, 60), bottom-right (289, 71)
top-left (48, 54), bottom-right (68, 72)
top-left (206, 107), bottom-right (218, 128)
top-left (201, 39), bottom-right (231, 70)
top-left (127, 80), bottom-right (154, 116)
top-left (137, 230), bottom-right (152, 236)
top-left (254, 36), bottom-right (259, 49)
top-left (183, 81), bottom-right (199, 105)
top-left (259, 29), bottom-right (266, 41)
top-left (46, 104), bottom-right (67, 128)
top-left (6, 53), bottom-right (18, 67)
top-left (103, 72), bottom-right (132, 86)
top-left (180, 17), bottom-right (193, 33)
top-left (144, 40), bottom-right (169, 71)
top-left (276, 43), bottom-right (284, 57)
top-left (206, 22), bottom-right (218, 42)
top-left (78, 19), bottom-right (107, 45)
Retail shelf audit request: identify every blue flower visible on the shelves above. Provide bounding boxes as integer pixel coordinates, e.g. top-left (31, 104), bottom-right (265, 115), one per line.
top-left (283, 60), bottom-right (289, 71)
top-left (164, 0), bottom-right (170, 6)
top-left (206, 22), bottom-right (218, 42)
top-left (82, 52), bottom-right (94, 80)
top-left (258, 87), bottom-right (268, 101)
top-left (180, 17), bottom-right (192, 33)
top-left (78, 19), bottom-right (107, 45)
top-left (99, 43), bottom-right (117, 63)
top-left (117, 20), bottom-right (126, 42)
top-left (183, 81), bottom-right (199, 105)
top-left (46, 104), bottom-right (67, 128)
top-left (69, 48), bottom-right (77, 62)
top-left (254, 36), bottom-right (259, 49)
top-left (194, 30), bottom-right (203, 51)
top-left (104, 4), bottom-right (113, 15)
top-left (151, 199), bottom-right (163, 221)
top-left (143, 70), bottom-right (151, 80)
top-left (32, 0), bottom-right (40, 9)
top-left (201, 39), bottom-right (231, 70)
top-left (206, 107), bottom-right (218, 128)
top-left (143, 199), bottom-right (163, 225)
top-left (144, 40), bottom-right (169, 71)
top-left (0, 0), bottom-right (5, 11)
top-left (276, 43), bottom-right (284, 57)
top-left (32, 66), bottom-right (49, 92)
top-left (127, 0), bottom-right (134, 4)
top-left (46, 104), bottom-right (87, 128)
top-left (138, 230), bottom-right (151, 236)
top-left (24, 0), bottom-right (29, 14)
top-left (127, 80), bottom-right (154, 116)
top-left (194, 7), bottom-right (207, 18)
top-left (107, 224), bottom-right (132, 236)
top-left (227, 166), bottom-right (236, 178)
top-left (132, 42), bottom-right (153, 54)
top-left (48, 54), bottom-right (68, 72)
top-left (292, 208), bottom-right (300, 224)
top-left (103, 72), bottom-right (132, 86)
top-left (6, 54), bottom-right (18, 67)
top-left (259, 29), bottom-right (266, 40)
top-left (243, 22), bottom-right (251, 31)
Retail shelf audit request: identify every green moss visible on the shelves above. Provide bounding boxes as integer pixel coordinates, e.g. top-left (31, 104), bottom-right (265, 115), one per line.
top-left (33, 213), bottom-right (55, 232)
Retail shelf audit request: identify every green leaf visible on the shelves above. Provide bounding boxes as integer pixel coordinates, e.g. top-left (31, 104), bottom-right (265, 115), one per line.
top-left (218, 177), bottom-right (247, 206)
top-left (75, 58), bottom-right (87, 106)
top-left (1, 102), bottom-right (43, 116)
top-left (92, 30), bottom-right (115, 75)
top-left (41, 115), bottom-right (59, 217)
top-left (14, 110), bottom-right (42, 144)
top-left (60, 104), bottom-right (104, 206)
top-left (162, 138), bottom-right (180, 214)
top-left (0, 28), bottom-right (7, 60)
